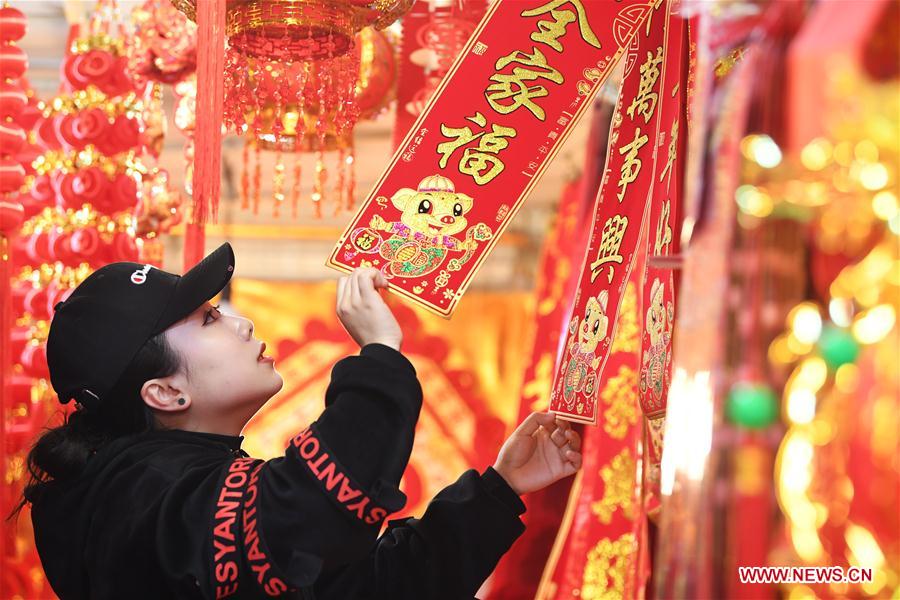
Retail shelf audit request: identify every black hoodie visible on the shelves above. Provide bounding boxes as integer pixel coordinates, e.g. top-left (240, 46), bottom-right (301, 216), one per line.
top-left (31, 344), bottom-right (526, 599)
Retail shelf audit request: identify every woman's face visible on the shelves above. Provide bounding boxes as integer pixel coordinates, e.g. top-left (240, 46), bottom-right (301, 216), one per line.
top-left (163, 301), bottom-right (283, 425)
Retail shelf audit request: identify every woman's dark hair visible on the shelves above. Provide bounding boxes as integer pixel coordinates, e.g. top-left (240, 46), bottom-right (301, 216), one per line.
top-left (10, 331), bottom-right (182, 518)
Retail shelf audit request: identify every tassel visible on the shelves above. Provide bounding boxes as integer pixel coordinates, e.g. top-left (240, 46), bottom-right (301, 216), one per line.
top-left (192, 0), bottom-right (225, 230)
top-left (240, 136), bottom-right (250, 210)
top-left (291, 153), bottom-right (301, 219)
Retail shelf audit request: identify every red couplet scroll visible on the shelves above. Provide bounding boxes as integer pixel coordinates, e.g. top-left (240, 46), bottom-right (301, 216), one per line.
top-left (328, 0), bottom-right (655, 318)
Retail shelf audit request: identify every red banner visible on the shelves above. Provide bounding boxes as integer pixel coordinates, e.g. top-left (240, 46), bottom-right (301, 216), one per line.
top-left (535, 269), bottom-right (646, 599)
top-left (549, 0), bottom-right (673, 423)
top-left (486, 100), bottom-right (618, 599)
top-left (638, 12), bottom-right (689, 467)
top-left (328, 0), bottom-right (654, 317)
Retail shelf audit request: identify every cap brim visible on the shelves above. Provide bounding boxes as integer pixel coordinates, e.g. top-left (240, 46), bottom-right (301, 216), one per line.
top-left (154, 242), bottom-right (235, 334)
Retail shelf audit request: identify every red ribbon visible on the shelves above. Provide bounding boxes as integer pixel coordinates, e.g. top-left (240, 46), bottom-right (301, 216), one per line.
top-left (188, 0), bottom-right (225, 268)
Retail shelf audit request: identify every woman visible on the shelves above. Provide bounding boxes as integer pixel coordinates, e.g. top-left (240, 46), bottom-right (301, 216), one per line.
top-left (19, 242), bottom-right (582, 599)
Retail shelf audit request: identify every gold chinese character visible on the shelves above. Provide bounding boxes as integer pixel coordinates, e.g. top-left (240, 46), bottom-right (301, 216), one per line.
top-left (617, 127), bottom-right (648, 202)
top-left (644, 0), bottom-right (664, 36)
top-left (521, 0), bottom-right (602, 52)
top-left (590, 215), bottom-right (628, 283)
top-left (626, 47), bottom-right (663, 124)
top-left (659, 118), bottom-right (678, 187)
top-left (437, 112), bottom-right (517, 185)
top-left (485, 48), bottom-right (563, 121)
top-left (654, 199), bottom-right (672, 256)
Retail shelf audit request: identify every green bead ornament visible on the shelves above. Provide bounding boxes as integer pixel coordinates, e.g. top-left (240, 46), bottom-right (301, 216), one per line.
top-left (726, 383), bottom-right (779, 429)
top-left (817, 324), bottom-right (860, 369)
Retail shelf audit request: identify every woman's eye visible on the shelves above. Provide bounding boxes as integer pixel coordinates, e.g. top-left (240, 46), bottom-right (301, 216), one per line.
top-left (203, 305), bottom-right (221, 325)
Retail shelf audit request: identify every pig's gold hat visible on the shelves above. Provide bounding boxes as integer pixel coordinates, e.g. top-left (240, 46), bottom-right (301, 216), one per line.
top-left (417, 174), bottom-right (455, 193)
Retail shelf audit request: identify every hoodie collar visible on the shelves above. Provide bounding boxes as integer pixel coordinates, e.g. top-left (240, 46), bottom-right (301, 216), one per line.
top-left (151, 428), bottom-right (245, 452)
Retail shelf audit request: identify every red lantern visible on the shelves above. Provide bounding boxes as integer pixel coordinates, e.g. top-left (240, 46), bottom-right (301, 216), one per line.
top-left (98, 114), bottom-right (141, 155)
top-left (48, 228), bottom-right (75, 264)
top-left (108, 173), bottom-right (138, 212)
top-left (70, 227), bottom-right (100, 261)
top-left (0, 120), bottom-right (26, 154)
top-left (24, 286), bottom-right (50, 320)
top-left (25, 231), bottom-right (51, 263)
top-left (11, 282), bottom-right (27, 316)
top-left (0, 81), bottom-right (27, 117)
top-left (36, 115), bottom-right (63, 149)
top-left (68, 49), bottom-right (115, 88)
top-left (0, 44), bottom-right (27, 79)
top-left (47, 284), bottom-right (73, 314)
top-left (70, 107), bottom-right (111, 146)
top-left (20, 342), bottom-right (50, 379)
top-left (0, 157), bottom-right (25, 193)
top-left (9, 325), bottom-right (29, 365)
top-left (0, 199), bottom-right (24, 233)
top-left (111, 231), bottom-right (138, 261)
top-left (72, 167), bottom-right (109, 207)
top-left (0, 6), bottom-right (27, 42)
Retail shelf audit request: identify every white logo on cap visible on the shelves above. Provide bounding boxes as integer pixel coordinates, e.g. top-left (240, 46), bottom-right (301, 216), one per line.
top-left (130, 264), bottom-right (153, 285)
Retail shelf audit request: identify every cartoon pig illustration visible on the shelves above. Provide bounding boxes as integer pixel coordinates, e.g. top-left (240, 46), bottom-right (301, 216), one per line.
top-left (640, 277), bottom-right (673, 407)
top-left (361, 174), bottom-right (493, 279)
top-left (561, 290), bottom-right (610, 405)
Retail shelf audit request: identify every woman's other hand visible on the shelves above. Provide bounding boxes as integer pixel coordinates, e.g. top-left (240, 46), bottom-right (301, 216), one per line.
top-left (492, 412), bottom-right (582, 496)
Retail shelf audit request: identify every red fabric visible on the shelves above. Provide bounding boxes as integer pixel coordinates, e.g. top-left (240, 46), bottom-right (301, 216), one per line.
top-left (191, 0), bottom-right (224, 228)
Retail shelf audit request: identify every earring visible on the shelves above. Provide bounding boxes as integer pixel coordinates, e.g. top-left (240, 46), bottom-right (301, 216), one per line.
top-left (177, 398), bottom-right (186, 406)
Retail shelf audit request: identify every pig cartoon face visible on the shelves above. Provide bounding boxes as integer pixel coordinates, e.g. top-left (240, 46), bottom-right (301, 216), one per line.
top-left (578, 290), bottom-right (610, 354)
top-left (390, 175), bottom-right (474, 238)
top-left (646, 278), bottom-right (666, 347)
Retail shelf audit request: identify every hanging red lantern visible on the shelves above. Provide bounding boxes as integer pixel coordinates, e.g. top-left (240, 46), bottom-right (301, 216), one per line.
top-left (231, 26), bottom-right (397, 218)
top-left (167, 0), bottom-right (409, 223)
top-left (0, 200), bottom-right (24, 233)
top-left (0, 43), bottom-right (27, 79)
top-left (0, 157), bottom-right (25, 193)
top-left (171, 0), bottom-right (411, 61)
top-left (0, 5), bottom-right (27, 42)
top-left (0, 81), bottom-right (27, 116)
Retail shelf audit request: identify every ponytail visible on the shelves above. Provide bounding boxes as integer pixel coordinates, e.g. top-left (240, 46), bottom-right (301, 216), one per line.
top-left (10, 331), bottom-right (182, 517)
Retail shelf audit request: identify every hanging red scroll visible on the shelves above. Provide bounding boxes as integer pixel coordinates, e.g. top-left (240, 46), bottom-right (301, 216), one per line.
top-left (328, 0), bottom-right (656, 318)
top-left (638, 11), bottom-right (689, 469)
top-left (549, 0), bottom-right (675, 424)
top-left (535, 269), bottom-right (647, 599)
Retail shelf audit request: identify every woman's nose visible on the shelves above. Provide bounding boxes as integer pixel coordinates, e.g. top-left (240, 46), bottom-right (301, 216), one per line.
top-left (235, 316), bottom-right (254, 340)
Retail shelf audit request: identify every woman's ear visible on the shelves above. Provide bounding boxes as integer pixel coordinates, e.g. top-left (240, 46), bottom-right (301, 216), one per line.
top-left (141, 376), bottom-right (190, 412)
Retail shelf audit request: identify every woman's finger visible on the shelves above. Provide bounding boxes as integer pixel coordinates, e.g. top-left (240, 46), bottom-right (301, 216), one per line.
top-left (565, 429), bottom-right (582, 452)
top-left (550, 426), bottom-right (568, 448)
top-left (515, 412), bottom-right (558, 437)
top-left (336, 277), bottom-right (348, 311)
top-left (350, 270), bottom-right (362, 305)
top-left (565, 449), bottom-right (583, 472)
top-left (358, 268), bottom-right (384, 301)
top-left (373, 270), bottom-right (388, 289)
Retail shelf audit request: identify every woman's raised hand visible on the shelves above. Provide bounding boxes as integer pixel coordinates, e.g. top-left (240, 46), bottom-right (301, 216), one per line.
top-left (336, 268), bottom-right (403, 351)
top-left (492, 412), bottom-right (583, 496)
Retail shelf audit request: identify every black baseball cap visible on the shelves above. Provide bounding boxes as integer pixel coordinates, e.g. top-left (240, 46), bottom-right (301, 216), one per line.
top-left (47, 242), bottom-right (235, 409)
